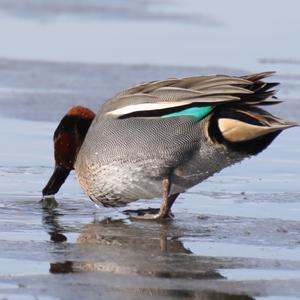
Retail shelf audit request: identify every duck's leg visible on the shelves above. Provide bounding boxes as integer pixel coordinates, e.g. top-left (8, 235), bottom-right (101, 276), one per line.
top-left (158, 178), bottom-right (179, 218)
top-left (127, 178), bottom-right (179, 220)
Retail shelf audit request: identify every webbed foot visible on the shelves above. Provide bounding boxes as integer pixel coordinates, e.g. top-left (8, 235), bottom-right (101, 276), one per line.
top-left (123, 207), bottom-right (174, 220)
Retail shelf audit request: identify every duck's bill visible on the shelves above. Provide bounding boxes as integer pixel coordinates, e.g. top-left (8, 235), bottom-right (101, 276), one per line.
top-left (39, 195), bottom-right (58, 209)
top-left (42, 165), bottom-right (71, 196)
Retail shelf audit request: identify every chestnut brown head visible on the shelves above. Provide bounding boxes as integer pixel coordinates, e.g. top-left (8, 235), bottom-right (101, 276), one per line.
top-left (42, 106), bottom-right (95, 196)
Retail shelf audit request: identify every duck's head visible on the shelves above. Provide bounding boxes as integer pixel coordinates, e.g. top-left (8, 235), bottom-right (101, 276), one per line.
top-left (42, 106), bottom-right (95, 197)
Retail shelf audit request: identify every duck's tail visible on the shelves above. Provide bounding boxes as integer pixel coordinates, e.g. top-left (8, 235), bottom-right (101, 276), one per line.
top-left (210, 103), bottom-right (297, 155)
top-left (209, 72), bottom-right (298, 155)
top-left (217, 106), bottom-right (297, 143)
top-left (239, 71), bottom-right (281, 106)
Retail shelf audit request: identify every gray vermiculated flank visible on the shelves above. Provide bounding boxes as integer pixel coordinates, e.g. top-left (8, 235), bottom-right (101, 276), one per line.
top-left (75, 116), bottom-right (243, 206)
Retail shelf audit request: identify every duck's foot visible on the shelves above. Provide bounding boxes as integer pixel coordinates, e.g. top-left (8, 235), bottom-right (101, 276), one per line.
top-left (123, 208), bottom-right (174, 220)
top-left (124, 180), bottom-right (179, 221)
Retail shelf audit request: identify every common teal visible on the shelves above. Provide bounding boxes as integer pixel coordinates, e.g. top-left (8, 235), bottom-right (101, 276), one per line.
top-left (42, 72), bottom-right (296, 219)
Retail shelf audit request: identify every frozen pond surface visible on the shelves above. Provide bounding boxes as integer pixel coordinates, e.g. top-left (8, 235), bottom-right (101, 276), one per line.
top-left (0, 64), bottom-right (300, 300)
top-left (0, 0), bottom-right (300, 300)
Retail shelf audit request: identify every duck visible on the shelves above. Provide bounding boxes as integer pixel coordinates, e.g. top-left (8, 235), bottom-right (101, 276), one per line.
top-left (42, 71), bottom-right (296, 219)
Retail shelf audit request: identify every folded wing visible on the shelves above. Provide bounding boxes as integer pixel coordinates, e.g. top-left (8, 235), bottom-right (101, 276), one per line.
top-left (102, 72), bottom-right (279, 118)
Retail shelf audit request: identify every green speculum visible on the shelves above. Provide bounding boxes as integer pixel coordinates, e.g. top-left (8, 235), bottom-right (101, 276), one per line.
top-left (161, 106), bottom-right (213, 121)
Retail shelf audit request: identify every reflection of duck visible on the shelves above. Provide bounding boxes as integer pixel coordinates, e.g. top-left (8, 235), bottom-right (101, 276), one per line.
top-left (42, 204), bottom-right (67, 243)
top-left (43, 72), bottom-right (295, 219)
top-left (51, 219), bottom-right (219, 278)
top-left (41, 207), bottom-right (255, 300)
top-left (47, 218), bottom-right (254, 300)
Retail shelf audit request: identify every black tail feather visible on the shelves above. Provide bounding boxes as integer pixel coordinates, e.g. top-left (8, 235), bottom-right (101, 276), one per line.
top-left (238, 72), bottom-right (279, 105)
